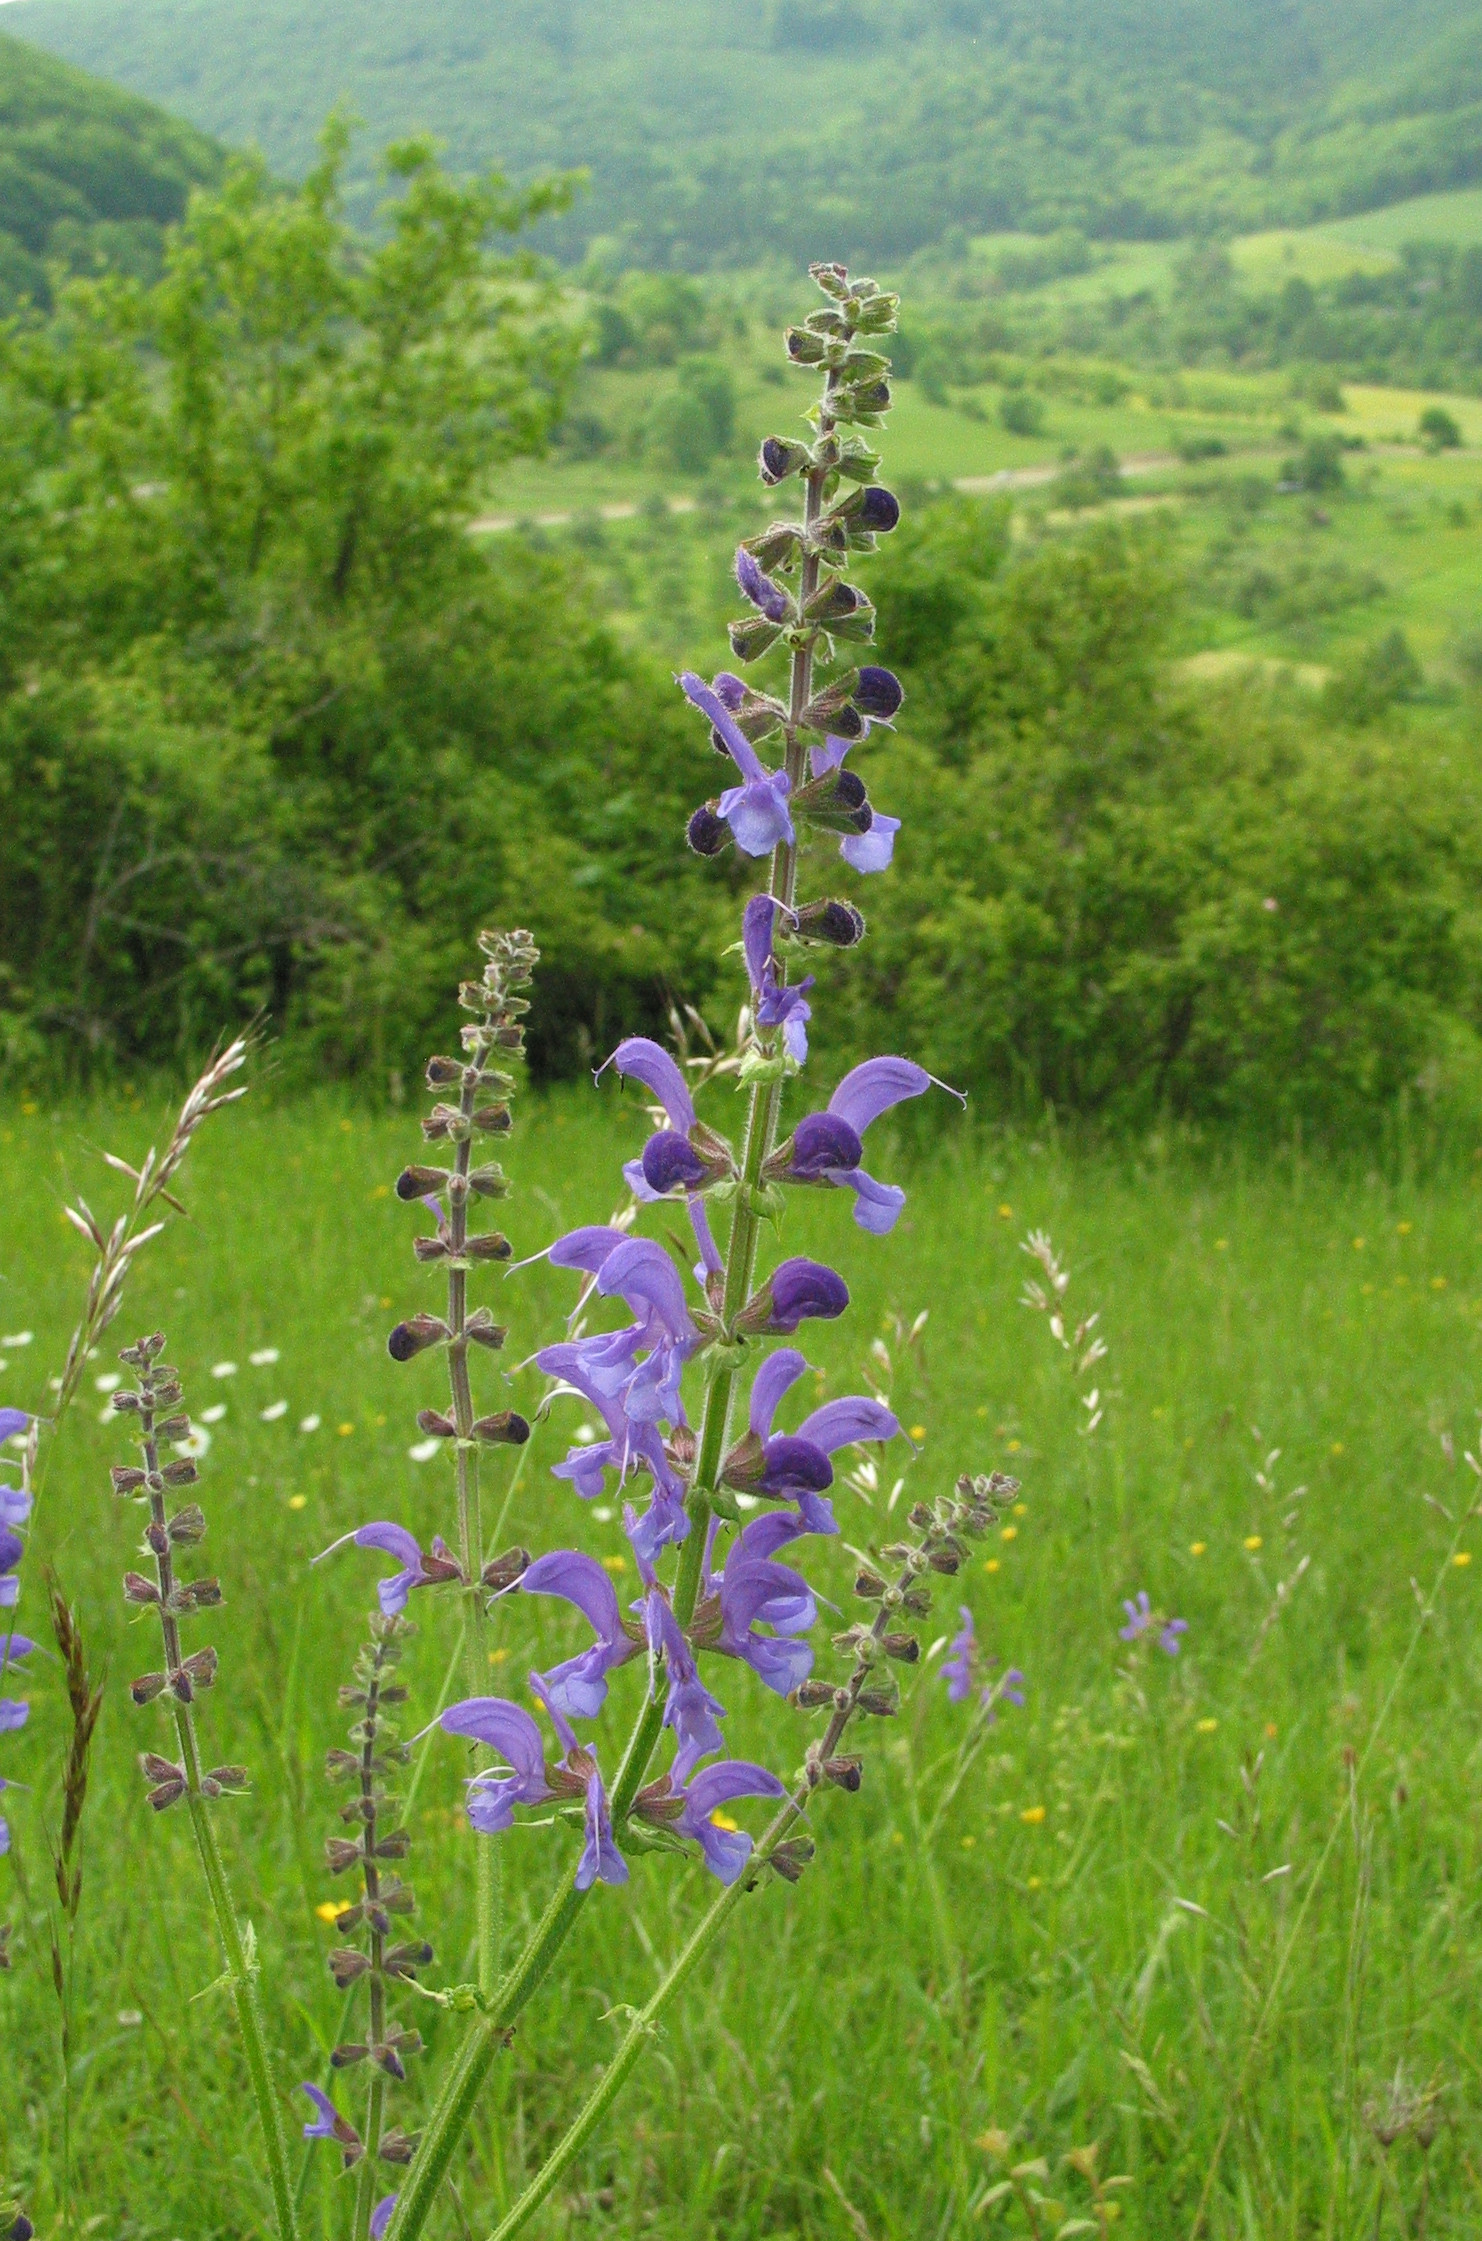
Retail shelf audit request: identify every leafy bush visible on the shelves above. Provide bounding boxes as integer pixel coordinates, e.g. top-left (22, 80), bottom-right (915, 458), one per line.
top-left (998, 387), bottom-right (1045, 436)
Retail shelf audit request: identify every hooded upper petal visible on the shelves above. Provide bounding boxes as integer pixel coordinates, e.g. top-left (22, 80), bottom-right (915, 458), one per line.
top-left (793, 1397), bottom-right (901, 1452)
top-left (827, 1057), bottom-right (933, 1136)
top-left (609, 1037), bottom-right (697, 1135)
top-left (747, 1347), bottom-right (810, 1439)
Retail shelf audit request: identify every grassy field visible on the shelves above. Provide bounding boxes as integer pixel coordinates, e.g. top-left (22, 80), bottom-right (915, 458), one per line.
top-left (5, 1082), bottom-right (1482, 2237)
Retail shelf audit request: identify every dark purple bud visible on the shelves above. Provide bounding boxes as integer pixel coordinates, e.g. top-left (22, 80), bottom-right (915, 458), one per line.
top-left (856, 486), bottom-right (900, 532)
top-left (823, 1754), bottom-right (863, 1790)
top-left (471, 1412), bottom-right (531, 1446)
top-left (760, 435), bottom-right (810, 485)
top-left (804, 578), bottom-right (867, 625)
top-left (786, 327), bottom-right (827, 365)
top-left (641, 1130), bottom-right (709, 1195)
top-left (793, 899), bottom-right (866, 948)
top-left (8, 2215), bottom-right (35, 2241)
top-left (789, 1112), bottom-right (864, 1179)
top-left (687, 803), bottom-right (732, 857)
top-left (768, 1836), bottom-right (816, 1883)
top-left (481, 1545), bottom-right (531, 1592)
top-left (713, 670), bottom-right (747, 711)
top-left (395, 1165), bottom-right (449, 1201)
top-left (852, 379), bottom-right (892, 414)
top-left (387, 1314), bottom-right (449, 1363)
top-left (854, 666), bottom-right (904, 720)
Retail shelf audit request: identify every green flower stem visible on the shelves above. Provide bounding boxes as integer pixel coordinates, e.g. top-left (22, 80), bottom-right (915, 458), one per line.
top-left (382, 1878), bottom-right (587, 2241)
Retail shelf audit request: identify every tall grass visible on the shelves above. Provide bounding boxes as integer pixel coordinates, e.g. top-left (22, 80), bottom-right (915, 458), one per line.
top-left (3, 1085), bottom-right (1481, 2237)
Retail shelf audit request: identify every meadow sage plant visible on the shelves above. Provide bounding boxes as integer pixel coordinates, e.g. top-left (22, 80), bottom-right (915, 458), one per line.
top-left (308, 260), bottom-right (1022, 2241)
top-left (6, 268), bottom-right (1032, 2241)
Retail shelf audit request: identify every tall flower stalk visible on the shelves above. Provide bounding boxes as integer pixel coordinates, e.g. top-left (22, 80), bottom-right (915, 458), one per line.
top-left (375, 262), bottom-right (975, 2241)
top-left (112, 1337), bottom-right (300, 2241)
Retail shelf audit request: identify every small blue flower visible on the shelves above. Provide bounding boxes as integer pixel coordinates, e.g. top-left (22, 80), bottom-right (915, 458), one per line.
top-left (676, 1760), bottom-right (788, 1884)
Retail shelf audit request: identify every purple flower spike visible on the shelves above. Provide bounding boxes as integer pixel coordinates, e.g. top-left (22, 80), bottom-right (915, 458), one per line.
top-left (314, 1522), bottom-right (433, 1616)
top-left (606, 1036), bottom-right (697, 1135)
top-left (438, 1696), bottom-right (555, 1834)
top-left (370, 2199), bottom-right (397, 2240)
top-left (521, 1550), bottom-right (642, 1719)
top-left (301, 2083), bottom-right (339, 2139)
top-left (576, 1762), bottom-right (629, 1891)
top-left (941, 1606), bottom-right (976, 1704)
top-left (735, 546), bottom-right (791, 623)
top-left (677, 1760), bottom-right (788, 1884)
top-left (760, 1258), bottom-right (850, 1334)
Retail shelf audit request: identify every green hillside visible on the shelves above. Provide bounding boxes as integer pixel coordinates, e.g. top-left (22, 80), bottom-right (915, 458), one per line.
top-left (0, 28), bottom-right (221, 304)
top-left (13, 0), bottom-right (1482, 265)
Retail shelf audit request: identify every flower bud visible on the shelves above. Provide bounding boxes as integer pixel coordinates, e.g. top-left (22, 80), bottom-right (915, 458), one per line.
top-left (481, 1545), bottom-right (531, 1592)
top-left (803, 577), bottom-right (867, 626)
top-left (790, 1678), bottom-right (838, 1709)
top-left (759, 435), bottom-right (810, 485)
top-left (109, 1464), bottom-right (146, 1495)
top-left (464, 1231), bottom-right (513, 1261)
top-left (793, 898), bottom-right (866, 948)
top-left (854, 664), bottom-right (904, 721)
top-left (856, 485), bottom-right (900, 532)
top-left (415, 1408), bottom-right (455, 1438)
top-left (387, 1314), bottom-right (450, 1363)
top-left (728, 613), bottom-right (785, 663)
top-left (735, 547), bottom-right (791, 623)
top-left (472, 1411), bottom-right (531, 1446)
top-left (882, 1631), bottom-right (920, 1663)
top-left (687, 803), bottom-right (731, 857)
top-left (823, 1755), bottom-right (863, 1791)
top-left (853, 1567), bottom-right (887, 1599)
top-left (785, 327), bottom-right (827, 365)
top-left (810, 260), bottom-right (850, 300)
top-left (166, 1503), bottom-right (206, 1543)
top-left (123, 1571), bottom-right (161, 1605)
top-left (395, 1164), bottom-right (450, 1201)
top-left (329, 1948), bottom-right (372, 1988)
top-left (768, 1837), bottom-right (816, 1884)
top-left (465, 1309), bottom-right (509, 1350)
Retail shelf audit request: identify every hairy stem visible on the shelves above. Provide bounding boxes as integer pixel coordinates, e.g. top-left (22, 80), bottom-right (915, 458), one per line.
top-left (353, 1642), bottom-right (392, 2241)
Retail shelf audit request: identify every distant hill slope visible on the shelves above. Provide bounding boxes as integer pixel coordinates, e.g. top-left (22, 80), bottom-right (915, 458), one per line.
top-left (0, 29), bottom-right (221, 304)
top-left (12, 0), bottom-right (1482, 266)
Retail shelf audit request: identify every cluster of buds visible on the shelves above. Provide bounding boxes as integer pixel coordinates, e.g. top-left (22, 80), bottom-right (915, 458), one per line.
top-left (386, 930), bottom-right (538, 1458)
top-left (791, 1472), bottom-right (1022, 1756)
top-left (109, 1337), bottom-right (247, 1803)
top-left (302, 1613), bottom-right (428, 2178)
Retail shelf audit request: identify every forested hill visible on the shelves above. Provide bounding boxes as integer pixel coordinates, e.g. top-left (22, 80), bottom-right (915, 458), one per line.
top-left (11, 0), bottom-right (1482, 264)
top-left (0, 29), bottom-right (220, 303)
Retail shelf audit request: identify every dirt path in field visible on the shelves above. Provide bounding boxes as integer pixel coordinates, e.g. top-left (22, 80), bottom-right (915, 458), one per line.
top-left (465, 451), bottom-right (1189, 536)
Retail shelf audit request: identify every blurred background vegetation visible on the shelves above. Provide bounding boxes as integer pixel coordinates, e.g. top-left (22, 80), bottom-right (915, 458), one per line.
top-left (3, 8), bottom-right (1482, 1145)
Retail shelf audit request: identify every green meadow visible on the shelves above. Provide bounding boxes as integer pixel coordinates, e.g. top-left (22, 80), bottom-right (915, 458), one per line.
top-left (5, 1086), bottom-right (1482, 2237)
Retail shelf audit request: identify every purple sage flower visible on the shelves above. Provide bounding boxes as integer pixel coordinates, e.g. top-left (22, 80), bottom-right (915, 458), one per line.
top-left (680, 671), bottom-right (794, 857)
top-left (314, 1521), bottom-right (455, 1617)
top-left (750, 1257), bottom-right (850, 1334)
top-left (735, 546), bottom-right (791, 623)
top-left (941, 1607), bottom-right (976, 1703)
top-left (300, 2083), bottom-right (342, 2142)
top-left (436, 1695), bottom-right (556, 1834)
top-left (1119, 1590), bottom-right (1188, 1657)
top-left (521, 1550), bottom-right (643, 1719)
top-left (809, 734), bottom-right (901, 873)
top-left (371, 2199), bottom-right (397, 2240)
top-left (676, 1760), bottom-right (788, 1884)
top-left (715, 1536), bottom-right (818, 1696)
top-left (0, 1523), bottom-right (23, 1611)
top-left (0, 1486), bottom-right (30, 1529)
top-left (646, 1588), bottom-right (727, 1779)
top-left (743, 895), bottom-right (813, 1063)
top-left (783, 1057), bottom-right (963, 1236)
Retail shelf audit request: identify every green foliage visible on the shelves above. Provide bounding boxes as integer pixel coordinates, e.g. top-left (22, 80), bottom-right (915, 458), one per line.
top-left (643, 357), bottom-right (737, 472)
top-left (820, 516), bottom-right (1482, 1136)
top-left (1419, 401), bottom-right (1463, 447)
top-left (998, 388), bottom-right (1045, 437)
top-left (0, 126), bottom-right (741, 1082)
top-left (0, 30), bottom-right (221, 306)
top-left (23, 0), bottom-right (1482, 268)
